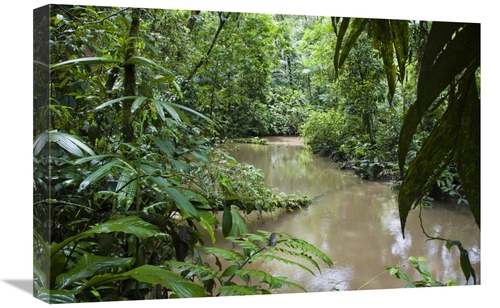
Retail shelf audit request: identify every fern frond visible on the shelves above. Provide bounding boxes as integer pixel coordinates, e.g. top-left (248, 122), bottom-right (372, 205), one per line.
top-left (226, 237), bottom-right (262, 252)
top-left (272, 247), bottom-right (321, 273)
top-left (278, 233), bottom-right (333, 267)
top-left (244, 232), bottom-right (270, 244)
top-left (259, 253), bottom-right (315, 275)
top-left (204, 247), bottom-right (245, 264)
top-left (237, 269), bottom-right (307, 292)
top-left (164, 261), bottom-right (218, 281)
top-left (219, 284), bottom-right (259, 296)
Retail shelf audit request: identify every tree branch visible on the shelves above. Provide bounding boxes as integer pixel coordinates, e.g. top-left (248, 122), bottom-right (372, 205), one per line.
top-left (186, 12), bottom-right (233, 82)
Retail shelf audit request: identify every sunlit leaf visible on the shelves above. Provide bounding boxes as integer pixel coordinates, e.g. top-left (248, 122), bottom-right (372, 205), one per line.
top-left (200, 216), bottom-right (216, 244)
top-left (34, 131), bottom-right (95, 157)
top-left (94, 96), bottom-right (138, 111)
top-left (50, 57), bottom-right (121, 71)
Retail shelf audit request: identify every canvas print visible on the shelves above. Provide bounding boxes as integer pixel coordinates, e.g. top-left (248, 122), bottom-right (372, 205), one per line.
top-left (33, 3), bottom-right (480, 304)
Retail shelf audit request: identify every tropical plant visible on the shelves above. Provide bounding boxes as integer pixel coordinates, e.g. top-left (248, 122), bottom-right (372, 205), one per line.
top-left (386, 256), bottom-right (458, 288)
top-left (34, 6), bottom-right (332, 304)
top-left (33, 216), bottom-right (206, 303)
top-left (331, 17), bottom-right (480, 235)
top-left (166, 230), bottom-right (333, 296)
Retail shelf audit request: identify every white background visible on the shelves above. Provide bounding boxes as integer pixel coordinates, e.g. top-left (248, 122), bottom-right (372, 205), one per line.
top-left (1, 1), bottom-right (494, 307)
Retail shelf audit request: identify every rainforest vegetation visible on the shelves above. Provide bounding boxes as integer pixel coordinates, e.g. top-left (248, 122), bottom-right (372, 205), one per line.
top-left (33, 4), bottom-right (479, 303)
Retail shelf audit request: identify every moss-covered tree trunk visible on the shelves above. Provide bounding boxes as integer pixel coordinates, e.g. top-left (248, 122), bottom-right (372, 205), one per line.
top-left (122, 8), bottom-right (141, 143)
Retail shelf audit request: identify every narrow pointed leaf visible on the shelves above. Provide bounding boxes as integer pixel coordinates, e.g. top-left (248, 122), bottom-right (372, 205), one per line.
top-left (222, 206), bottom-right (233, 238)
top-left (398, 22), bottom-right (480, 171)
top-left (390, 19), bottom-right (409, 82)
top-left (151, 176), bottom-right (199, 220)
top-left (50, 57), bottom-right (121, 71)
top-left (334, 18), bottom-right (368, 80)
top-left (397, 70), bottom-right (474, 236)
top-left (78, 159), bottom-right (122, 191)
top-left (125, 56), bottom-right (174, 77)
top-left (333, 17), bottom-right (350, 79)
top-left (34, 131), bottom-right (95, 157)
top-left (95, 96), bottom-right (138, 111)
top-left (170, 102), bottom-right (217, 126)
top-left (371, 19), bottom-right (397, 104)
top-left (131, 96), bottom-right (148, 112)
top-left (454, 69), bottom-right (480, 228)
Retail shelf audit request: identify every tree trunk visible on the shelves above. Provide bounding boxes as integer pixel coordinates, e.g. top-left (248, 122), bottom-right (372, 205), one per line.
top-left (122, 8), bottom-right (141, 143)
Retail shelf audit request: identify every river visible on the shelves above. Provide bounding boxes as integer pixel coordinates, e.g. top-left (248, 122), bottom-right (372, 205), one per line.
top-left (201, 136), bottom-right (480, 293)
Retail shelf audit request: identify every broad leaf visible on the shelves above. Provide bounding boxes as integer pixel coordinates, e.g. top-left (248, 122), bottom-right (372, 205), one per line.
top-left (36, 289), bottom-right (76, 304)
top-left (219, 285), bottom-right (258, 296)
top-left (397, 22), bottom-right (480, 235)
top-left (123, 265), bottom-right (206, 297)
top-left (55, 253), bottom-right (134, 289)
top-left (398, 22), bottom-right (480, 172)
top-left (51, 216), bottom-right (164, 257)
top-left (371, 19), bottom-right (397, 104)
top-left (83, 265), bottom-right (206, 298)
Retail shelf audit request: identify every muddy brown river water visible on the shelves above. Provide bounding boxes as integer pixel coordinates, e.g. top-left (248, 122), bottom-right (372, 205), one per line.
top-left (201, 136), bottom-right (480, 293)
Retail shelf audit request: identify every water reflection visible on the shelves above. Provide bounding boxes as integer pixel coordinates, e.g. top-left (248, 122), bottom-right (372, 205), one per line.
top-left (207, 138), bottom-right (480, 292)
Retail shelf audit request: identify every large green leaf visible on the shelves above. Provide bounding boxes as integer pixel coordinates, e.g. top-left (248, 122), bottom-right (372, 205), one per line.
top-left (334, 18), bottom-right (368, 80)
top-left (50, 57), bottom-right (121, 71)
top-left (124, 265), bottom-right (209, 298)
top-left (371, 19), bottom-right (397, 104)
top-left (397, 22), bottom-right (480, 236)
top-left (34, 131), bottom-right (95, 157)
top-left (78, 159), bottom-right (122, 191)
top-left (389, 19), bottom-right (409, 82)
top-left (83, 265), bottom-right (206, 298)
top-left (51, 216), bottom-right (164, 257)
top-left (454, 68), bottom-right (480, 228)
top-left (36, 289), bottom-right (76, 304)
top-left (398, 22), bottom-right (480, 172)
top-left (94, 96), bottom-right (139, 111)
top-left (397, 65), bottom-right (479, 236)
top-left (150, 176), bottom-right (200, 220)
top-left (125, 56), bottom-right (175, 76)
top-left (55, 253), bottom-right (134, 289)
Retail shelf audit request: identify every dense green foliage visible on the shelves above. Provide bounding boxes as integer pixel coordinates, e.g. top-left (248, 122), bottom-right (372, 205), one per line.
top-left (34, 4), bottom-right (479, 303)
